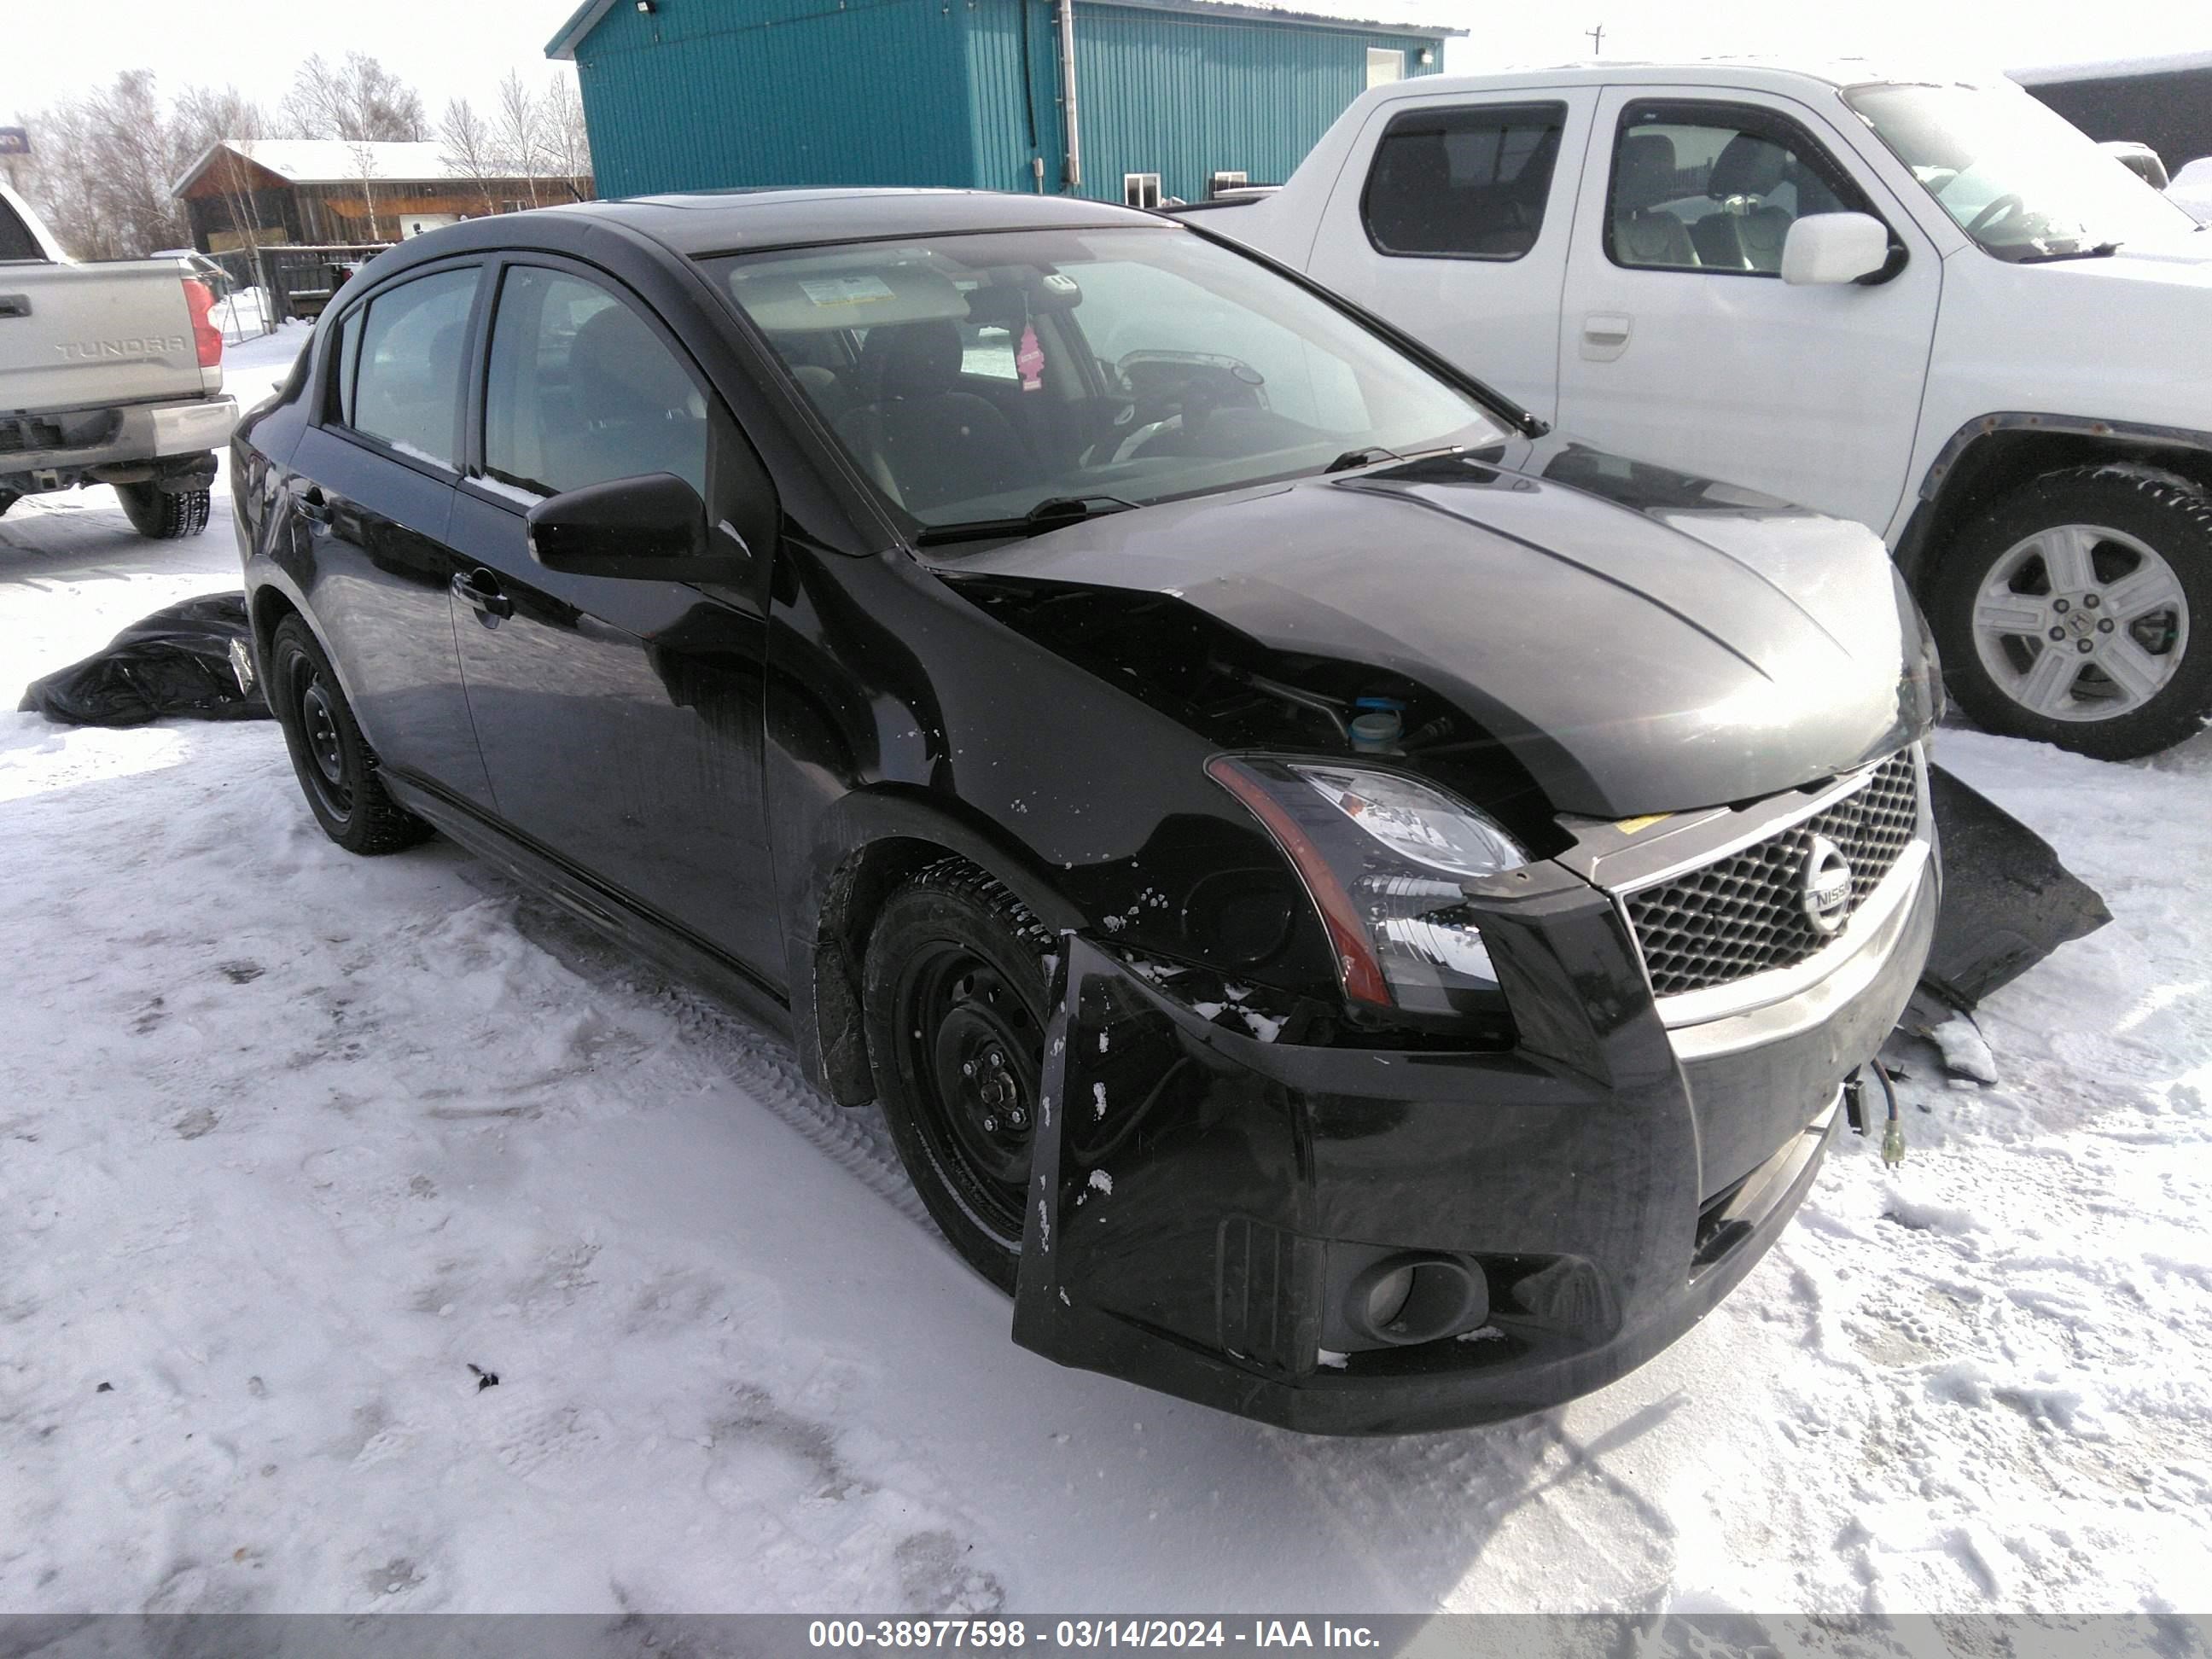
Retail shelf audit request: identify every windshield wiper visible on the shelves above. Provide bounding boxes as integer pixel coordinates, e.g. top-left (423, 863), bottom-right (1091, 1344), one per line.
top-left (912, 494), bottom-right (1140, 546)
top-left (1324, 445), bottom-right (1405, 474)
top-left (2013, 240), bottom-right (2122, 264)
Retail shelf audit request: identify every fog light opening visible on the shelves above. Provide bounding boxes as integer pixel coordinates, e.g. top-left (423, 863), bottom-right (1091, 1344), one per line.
top-left (1344, 1254), bottom-right (1487, 1346)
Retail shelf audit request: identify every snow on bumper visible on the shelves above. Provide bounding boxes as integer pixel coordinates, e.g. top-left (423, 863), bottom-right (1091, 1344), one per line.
top-left (1013, 859), bottom-right (1937, 1435)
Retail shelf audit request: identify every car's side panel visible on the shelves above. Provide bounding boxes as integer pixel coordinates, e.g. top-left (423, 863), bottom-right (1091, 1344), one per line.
top-left (279, 424), bottom-right (495, 808)
top-left (1305, 85), bottom-right (1602, 428)
top-left (447, 486), bottom-right (785, 981)
top-left (1551, 85), bottom-right (1944, 535)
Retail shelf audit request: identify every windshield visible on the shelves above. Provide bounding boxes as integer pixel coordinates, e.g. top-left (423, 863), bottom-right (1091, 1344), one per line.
top-left (1846, 83), bottom-right (2200, 261)
top-left (709, 226), bottom-right (1511, 533)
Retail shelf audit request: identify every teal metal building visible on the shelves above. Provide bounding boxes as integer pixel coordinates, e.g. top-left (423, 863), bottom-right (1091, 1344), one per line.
top-left (544, 0), bottom-right (1452, 207)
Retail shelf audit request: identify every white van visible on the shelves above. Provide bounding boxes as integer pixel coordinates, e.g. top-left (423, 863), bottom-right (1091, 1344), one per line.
top-left (1193, 63), bottom-right (2212, 757)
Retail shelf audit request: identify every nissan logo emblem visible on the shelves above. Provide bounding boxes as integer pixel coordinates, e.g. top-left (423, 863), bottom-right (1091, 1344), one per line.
top-left (1802, 835), bottom-right (1854, 934)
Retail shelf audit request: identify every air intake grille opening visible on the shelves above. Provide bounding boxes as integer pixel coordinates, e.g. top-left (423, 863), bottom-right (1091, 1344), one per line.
top-left (1624, 751), bottom-right (1920, 998)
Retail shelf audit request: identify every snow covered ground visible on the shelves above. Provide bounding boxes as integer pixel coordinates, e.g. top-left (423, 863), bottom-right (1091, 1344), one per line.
top-left (3, 322), bottom-right (2210, 1615)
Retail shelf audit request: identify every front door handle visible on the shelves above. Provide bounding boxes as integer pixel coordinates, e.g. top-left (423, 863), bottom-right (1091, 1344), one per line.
top-left (297, 486), bottom-right (330, 526)
top-left (452, 568), bottom-right (514, 623)
top-left (0, 294), bottom-right (29, 319)
top-left (1580, 311), bottom-right (1633, 362)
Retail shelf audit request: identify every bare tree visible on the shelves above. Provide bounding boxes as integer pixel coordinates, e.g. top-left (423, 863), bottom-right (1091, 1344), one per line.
top-left (493, 71), bottom-right (546, 207)
top-left (282, 53), bottom-right (428, 143)
top-left (541, 73), bottom-right (594, 202)
top-left (437, 97), bottom-right (500, 217)
top-left (172, 85), bottom-right (271, 259)
top-left (22, 72), bottom-right (195, 259)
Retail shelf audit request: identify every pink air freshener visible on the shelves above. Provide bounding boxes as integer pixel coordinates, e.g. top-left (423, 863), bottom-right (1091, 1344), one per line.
top-left (1016, 323), bottom-right (1045, 392)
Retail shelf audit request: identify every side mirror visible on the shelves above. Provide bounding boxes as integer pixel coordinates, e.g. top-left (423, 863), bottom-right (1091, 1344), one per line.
top-left (1780, 212), bottom-right (1894, 286)
top-left (526, 472), bottom-right (749, 583)
top-left (2100, 140), bottom-right (2169, 190)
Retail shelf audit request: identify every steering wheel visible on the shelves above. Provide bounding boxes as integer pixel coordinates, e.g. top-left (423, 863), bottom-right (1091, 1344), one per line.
top-left (1967, 193), bottom-right (2026, 237)
top-left (1178, 376), bottom-right (1223, 439)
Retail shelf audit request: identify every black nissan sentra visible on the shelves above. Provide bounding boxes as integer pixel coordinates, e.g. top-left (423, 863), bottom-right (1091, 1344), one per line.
top-left (231, 189), bottom-right (1940, 1434)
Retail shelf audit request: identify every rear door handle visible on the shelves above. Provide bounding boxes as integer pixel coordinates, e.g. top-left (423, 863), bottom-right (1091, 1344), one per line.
top-left (452, 568), bottom-right (514, 622)
top-left (0, 294), bottom-right (29, 319)
top-left (1580, 312), bottom-right (1633, 361)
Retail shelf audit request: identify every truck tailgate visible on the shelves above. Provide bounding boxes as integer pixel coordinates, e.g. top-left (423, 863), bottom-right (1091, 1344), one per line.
top-left (0, 261), bottom-right (204, 415)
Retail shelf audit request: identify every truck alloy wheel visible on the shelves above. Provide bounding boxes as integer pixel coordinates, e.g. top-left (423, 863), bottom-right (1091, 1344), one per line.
top-left (1934, 467), bottom-right (2212, 760)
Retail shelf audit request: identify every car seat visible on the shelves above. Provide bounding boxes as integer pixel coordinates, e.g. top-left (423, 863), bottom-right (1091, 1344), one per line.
top-left (1612, 132), bottom-right (1699, 268)
top-left (555, 302), bottom-right (708, 493)
top-left (834, 319), bottom-right (1026, 512)
top-left (1694, 132), bottom-right (1794, 272)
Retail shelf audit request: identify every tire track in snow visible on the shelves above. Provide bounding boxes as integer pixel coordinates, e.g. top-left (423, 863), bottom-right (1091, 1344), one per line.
top-left (474, 869), bottom-right (941, 1237)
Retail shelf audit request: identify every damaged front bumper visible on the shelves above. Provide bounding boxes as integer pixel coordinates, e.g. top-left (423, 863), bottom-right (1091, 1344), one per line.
top-left (1015, 772), bottom-right (1940, 1435)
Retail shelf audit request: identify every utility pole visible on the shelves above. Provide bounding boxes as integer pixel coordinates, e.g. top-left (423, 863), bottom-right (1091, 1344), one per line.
top-left (1586, 22), bottom-right (1604, 55)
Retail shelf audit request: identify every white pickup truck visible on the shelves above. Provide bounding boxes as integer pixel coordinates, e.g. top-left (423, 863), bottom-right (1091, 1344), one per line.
top-left (1190, 62), bottom-right (2212, 759)
top-left (2, 182), bottom-right (236, 538)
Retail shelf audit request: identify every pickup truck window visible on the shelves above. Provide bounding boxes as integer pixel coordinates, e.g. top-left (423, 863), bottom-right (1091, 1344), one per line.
top-left (344, 266), bottom-right (479, 470)
top-left (1845, 82), bottom-right (2199, 262)
top-left (483, 265), bottom-right (709, 500)
top-left (1605, 102), bottom-right (1865, 276)
top-left (0, 192), bottom-right (38, 262)
top-left (1361, 103), bottom-right (1565, 260)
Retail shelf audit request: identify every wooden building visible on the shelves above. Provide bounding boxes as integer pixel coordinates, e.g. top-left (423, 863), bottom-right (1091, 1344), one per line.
top-left (170, 139), bottom-right (591, 253)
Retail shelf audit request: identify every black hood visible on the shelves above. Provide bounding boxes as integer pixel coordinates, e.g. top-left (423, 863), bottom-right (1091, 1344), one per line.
top-left (936, 443), bottom-right (1938, 819)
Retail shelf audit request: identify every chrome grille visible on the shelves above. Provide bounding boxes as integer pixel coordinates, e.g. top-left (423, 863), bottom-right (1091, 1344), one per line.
top-left (1624, 751), bottom-right (1922, 998)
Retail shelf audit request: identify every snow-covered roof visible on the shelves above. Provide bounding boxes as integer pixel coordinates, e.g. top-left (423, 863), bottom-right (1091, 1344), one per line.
top-left (2010, 49), bottom-right (2212, 86)
top-left (170, 139), bottom-right (579, 201)
top-left (547, 0), bottom-right (1459, 57)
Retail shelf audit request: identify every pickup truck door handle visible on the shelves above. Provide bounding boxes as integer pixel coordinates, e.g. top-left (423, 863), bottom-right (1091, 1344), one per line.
top-left (1580, 312), bottom-right (1633, 362)
top-left (0, 294), bottom-right (29, 319)
top-left (452, 568), bottom-right (514, 623)
top-left (297, 487), bottom-right (330, 526)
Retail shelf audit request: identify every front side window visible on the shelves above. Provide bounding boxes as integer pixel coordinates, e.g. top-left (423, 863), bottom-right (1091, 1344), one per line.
top-left (1845, 82), bottom-right (2199, 262)
top-left (712, 226), bottom-right (1510, 533)
top-left (1363, 102), bottom-right (1566, 259)
top-left (1606, 103), bottom-right (1865, 275)
top-left (344, 266), bottom-right (478, 468)
top-left (482, 265), bottom-right (709, 499)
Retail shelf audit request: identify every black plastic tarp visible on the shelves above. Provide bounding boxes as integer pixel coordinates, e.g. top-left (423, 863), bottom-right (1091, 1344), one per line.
top-left (18, 592), bottom-right (268, 727)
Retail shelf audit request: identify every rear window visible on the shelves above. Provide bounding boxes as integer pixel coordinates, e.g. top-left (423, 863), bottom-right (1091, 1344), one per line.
top-left (1362, 102), bottom-right (1567, 259)
top-left (0, 192), bottom-right (42, 261)
top-left (341, 267), bottom-right (479, 469)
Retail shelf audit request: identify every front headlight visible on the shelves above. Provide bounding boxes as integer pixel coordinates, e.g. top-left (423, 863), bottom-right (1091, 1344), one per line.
top-left (1208, 755), bottom-right (1528, 1018)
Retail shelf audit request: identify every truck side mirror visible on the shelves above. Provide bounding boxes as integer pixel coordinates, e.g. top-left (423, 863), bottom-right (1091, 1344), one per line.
top-left (526, 472), bottom-right (752, 584)
top-left (1780, 212), bottom-right (1894, 286)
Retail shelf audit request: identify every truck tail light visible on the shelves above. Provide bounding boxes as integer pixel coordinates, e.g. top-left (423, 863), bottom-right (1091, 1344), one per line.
top-left (181, 277), bottom-right (223, 368)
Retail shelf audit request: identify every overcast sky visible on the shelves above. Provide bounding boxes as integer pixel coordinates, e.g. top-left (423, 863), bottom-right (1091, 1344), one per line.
top-left (5, 0), bottom-right (2209, 129)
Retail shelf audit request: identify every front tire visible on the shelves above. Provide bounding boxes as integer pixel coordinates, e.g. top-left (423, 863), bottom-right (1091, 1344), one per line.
top-left (115, 480), bottom-right (212, 540)
top-left (864, 860), bottom-right (1056, 1293)
top-left (1931, 465), bottom-right (2212, 760)
top-left (268, 615), bottom-right (432, 855)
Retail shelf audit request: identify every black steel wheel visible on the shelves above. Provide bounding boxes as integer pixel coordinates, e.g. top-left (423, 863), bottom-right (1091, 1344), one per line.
top-left (115, 481), bottom-right (212, 540)
top-left (268, 614), bottom-right (432, 855)
top-left (864, 859), bottom-right (1056, 1292)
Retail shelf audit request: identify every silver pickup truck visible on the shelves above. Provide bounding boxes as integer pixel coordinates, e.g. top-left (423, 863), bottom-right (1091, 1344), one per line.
top-left (2, 183), bottom-right (237, 538)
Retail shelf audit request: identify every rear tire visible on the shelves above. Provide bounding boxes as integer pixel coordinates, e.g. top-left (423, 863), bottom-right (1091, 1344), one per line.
top-left (863, 859), bottom-right (1056, 1293)
top-left (268, 615), bottom-right (432, 855)
top-left (1930, 465), bottom-right (2212, 760)
top-left (116, 480), bottom-right (212, 540)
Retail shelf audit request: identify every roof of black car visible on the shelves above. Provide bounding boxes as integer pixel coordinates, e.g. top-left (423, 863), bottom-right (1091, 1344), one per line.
top-left (543, 188), bottom-right (1164, 257)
